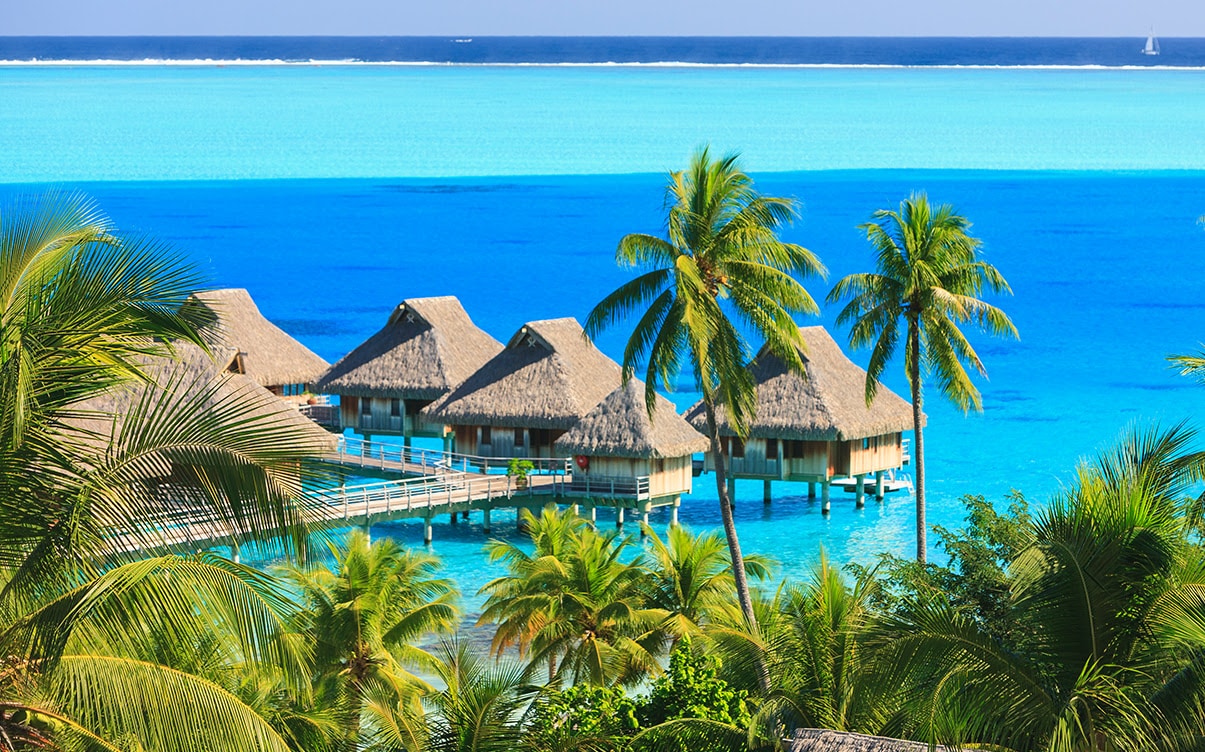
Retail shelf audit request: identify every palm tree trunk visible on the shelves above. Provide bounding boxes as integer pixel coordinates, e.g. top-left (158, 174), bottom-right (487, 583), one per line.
top-left (909, 324), bottom-right (927, 563)
top-left (704, 402), bottom-right (770, 692)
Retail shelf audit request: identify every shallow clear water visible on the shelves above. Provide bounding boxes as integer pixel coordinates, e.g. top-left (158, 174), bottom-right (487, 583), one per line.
top-left (4, 64), bottom-right (1205, 611)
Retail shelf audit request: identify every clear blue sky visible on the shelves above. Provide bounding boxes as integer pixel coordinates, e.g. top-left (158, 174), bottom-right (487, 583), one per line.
top-left (6, 0), bottom-right (1200, 37)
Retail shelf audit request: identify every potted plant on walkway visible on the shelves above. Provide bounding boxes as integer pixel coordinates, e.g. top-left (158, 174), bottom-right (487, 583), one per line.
top-left (507, 458), bottom-right (535, 491)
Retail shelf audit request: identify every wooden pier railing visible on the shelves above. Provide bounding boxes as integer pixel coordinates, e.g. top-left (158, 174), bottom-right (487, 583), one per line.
top-left (328, 436), bottom-right (571, 477)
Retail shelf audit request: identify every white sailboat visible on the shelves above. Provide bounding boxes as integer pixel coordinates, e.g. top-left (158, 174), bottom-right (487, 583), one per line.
top-left (1141, 30), bottom-right (1161, 56)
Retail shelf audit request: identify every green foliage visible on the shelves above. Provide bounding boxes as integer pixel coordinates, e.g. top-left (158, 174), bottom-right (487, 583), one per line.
top-left (479, 506), bottom-right (669, 687)
top-left (858, 492), bottom-right (1035, 650)
top-left (872, 423), bottom-right (1205, 751)
top-left (527, 684), bottom-right (641, 751)
top-left (641, 639), bottom-right (749, 729)
top-left (281, 529), bottom-right (459, 748)
top-left (506, 458), bottom-right (535, 478)
top-left (0, 193), bottom-right (327, 752)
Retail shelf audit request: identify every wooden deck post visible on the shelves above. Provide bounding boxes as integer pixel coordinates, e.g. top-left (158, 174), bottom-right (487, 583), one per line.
top-left (855, 474), bottom-right (866, 509)
top-left (727, 477), bottom-right (736, 510)
top-left (483, 506), bottom-right (491, 534)
top-left (670, 497), bottom-right (680, 527)
top-left (875, 470), bottom-right (885, 501)
top-left (821, 480), bottom-right (831, 514)
top-left (763, 480), bottom-right (772, 505)
top-left (423, 515), bottom-right (433, 545)
top-left (450, 511), bottom-right (458, 524)
top-left (616, 505), bottom-right (624, 527)
top-left (640, 504), bottom-right (650, 535)
top-left (231, 541), bottom-right (240, 565)
top-left (808, 481), bottom-right (816, 499)
top-left (588, 504), bottom-right (597, 525)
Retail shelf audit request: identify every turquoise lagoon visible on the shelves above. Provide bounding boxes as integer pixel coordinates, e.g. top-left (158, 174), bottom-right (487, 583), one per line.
top-left (3, 64), bottom-right (1205, 604)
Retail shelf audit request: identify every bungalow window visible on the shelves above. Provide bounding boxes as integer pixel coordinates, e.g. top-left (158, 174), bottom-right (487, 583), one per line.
top-left (862, 437), bottom-right (871, 450)
top-left (390, 398), bottom-right (401, 417)
top-left (360, 398), bottom-right (372, 416)
top-left (514, 428), bottom-right (525, 447)
top-left (766, 439), bottom-right (778, 460)
top-left (480, 426), bottom-right (492, 444)
top-left (729, 437), bottom-right (745, 459)
top-left (786, 440), bottom-right (806, 460)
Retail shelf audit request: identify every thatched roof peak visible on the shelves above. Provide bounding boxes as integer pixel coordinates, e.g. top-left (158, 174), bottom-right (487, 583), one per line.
top-left (185, 289), bottom-right (329, 389)
top-left (315, 296), bottom-right (503, 400)
top-left (685, 326), bottom-right (918, 441)
top-left (788, 728), bottom-right (950, 751)
top-left (424, 318), bottom-right (622, 430)
top-left (555, 380), bottom-right (709, 459)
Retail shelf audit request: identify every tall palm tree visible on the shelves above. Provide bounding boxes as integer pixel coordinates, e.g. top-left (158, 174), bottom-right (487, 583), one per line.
top-left (281, 529), bottom-right (459, 749)
top-left (827, 193), bottom-right (1016, 562)
top-left (479, 507), bottom-right (668, 687)
top-left (0, 192), bottom-right (331, 751)
top-left (584, 147), bottom-right (825, 648)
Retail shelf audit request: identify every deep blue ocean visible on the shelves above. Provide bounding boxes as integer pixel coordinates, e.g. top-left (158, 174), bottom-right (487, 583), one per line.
top-left (3, 36), bottom-right (1205, 67)
top-left (3, 38), bottom-right (1205, 609)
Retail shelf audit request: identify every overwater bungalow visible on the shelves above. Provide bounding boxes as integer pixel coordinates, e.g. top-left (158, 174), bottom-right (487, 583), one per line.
top-left (423, 317), bottom-right (622, 459)
top-left (685, 326), bottom-right (918, 511)
top-left (184, 288), bottom-right (329, 401)
top-left (554, 379), bottom-right (709, 525)
top-left (314, 296), bottom-right (503, 444)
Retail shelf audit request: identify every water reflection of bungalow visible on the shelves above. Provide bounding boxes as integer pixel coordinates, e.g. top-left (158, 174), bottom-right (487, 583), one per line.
top-left (555, 380), bottom-right (709, 526)
top-left (314, 297), bottom-right (503, 446)
top-left (423, 318), bottom-right (621, 459)
top-left (183, 289), bottom-right (330, 401)
top-left (685, 327), bottom-right (918, 512)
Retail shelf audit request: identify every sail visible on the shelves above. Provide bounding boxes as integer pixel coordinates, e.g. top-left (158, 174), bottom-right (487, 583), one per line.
top-left (1142, 32), bottom-right (1160, 55)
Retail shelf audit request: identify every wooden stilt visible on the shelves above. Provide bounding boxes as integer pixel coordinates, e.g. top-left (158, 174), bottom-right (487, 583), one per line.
top-left (875, 471), bottom-right (885, 501)
top-left (855, 474), bottom-right (866, 509)
top-left (763, 479), bottom-right (772, 505)
top-left (808, 481), bottom-right (817, 499)
top-left (423, 516), bottom-right (432, 545)
top-left (822, 480), bottom-right (831, 514)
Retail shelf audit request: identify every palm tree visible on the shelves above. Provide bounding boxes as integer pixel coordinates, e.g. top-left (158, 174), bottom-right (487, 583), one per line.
top-left (753, 555), bottom-right (898, 737)
top-left (281, 529), bottom-right (459, 749)
top-left (875, 423), bottom-right (1205, 751)
top-left (421, 642), bottom-right (532, 752)
top-left (827, 193), bottom-right (1017, 562)
top-left (0, 192), bottom-right (332, 751)
top-left (643, 524), bottom-right (772, 639)
top-left (584, 147), bottom-right (825, 649)
top-left (479, 507), bottom-right (669, 687)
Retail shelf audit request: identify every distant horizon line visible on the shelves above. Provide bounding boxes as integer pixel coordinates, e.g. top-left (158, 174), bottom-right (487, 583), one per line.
top-left (0, 33), bottom-right (1194, 39)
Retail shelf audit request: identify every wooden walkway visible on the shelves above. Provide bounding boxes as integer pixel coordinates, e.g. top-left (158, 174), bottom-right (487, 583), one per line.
top-left (114, 439), bottom-right (675, 554)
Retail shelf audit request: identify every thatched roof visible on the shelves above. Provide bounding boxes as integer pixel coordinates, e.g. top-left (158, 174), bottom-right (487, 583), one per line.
top-left (69, 339), bottom-right (336, 453)
top-left (788, 729), bottom-right (950, 751)
top-left (314, 296), bottom-right (503, 400)
top-left (685, 327), bottom-right (919, 441)
top-left (184, 289), bottom-right (329, 388)
top-left (424, 318), bottom-right (622, 430)
top-left (554, 380), bottom-right (709, 459)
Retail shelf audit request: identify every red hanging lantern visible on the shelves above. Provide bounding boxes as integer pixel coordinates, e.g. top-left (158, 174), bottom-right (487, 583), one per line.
top-left (575, 455), bottom-right (590, 470)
